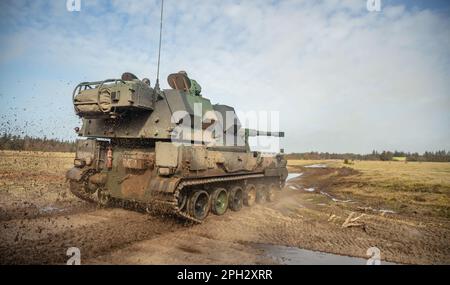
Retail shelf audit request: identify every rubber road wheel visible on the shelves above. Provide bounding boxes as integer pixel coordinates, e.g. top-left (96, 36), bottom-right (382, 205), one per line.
top-left (229, 186), bottom-right (243, 211)
top-left (256, 185), bottom-right (267, 204)
top-left (188, 190), bottom-right (210, 221)
top-left (244, 184), bottom-right (257, 207)
top-left (211, 188), bottom-right (228, 215)
top-left (178, 191), bottom-right (187, 210)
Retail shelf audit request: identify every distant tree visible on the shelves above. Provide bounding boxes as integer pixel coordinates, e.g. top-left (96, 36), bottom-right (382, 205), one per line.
top-left (0, 132), bottom-right (76, 152)
top-left (287, 149), bottom-right (449, 163)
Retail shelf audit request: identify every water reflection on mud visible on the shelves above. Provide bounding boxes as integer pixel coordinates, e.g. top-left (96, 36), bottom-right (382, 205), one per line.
top-left (255, 244), bottom-right (397, 265)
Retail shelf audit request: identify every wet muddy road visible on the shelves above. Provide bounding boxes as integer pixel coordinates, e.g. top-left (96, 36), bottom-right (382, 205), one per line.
top-left (1, 160), bottom-right (449, 264)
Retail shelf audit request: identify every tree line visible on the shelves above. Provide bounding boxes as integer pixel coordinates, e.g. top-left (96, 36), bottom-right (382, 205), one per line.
top-left (0, 133), bottom-right (76, 152)
top-left (1, 132), bottom-right (449, 162)
top-left (286, 150), bottom-right (450, 162)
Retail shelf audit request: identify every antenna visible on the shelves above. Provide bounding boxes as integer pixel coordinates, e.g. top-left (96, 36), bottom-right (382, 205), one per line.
top-left (154, 0), bottom-right (174, 115)
top-left (155, 0), bottom-right (164, 91)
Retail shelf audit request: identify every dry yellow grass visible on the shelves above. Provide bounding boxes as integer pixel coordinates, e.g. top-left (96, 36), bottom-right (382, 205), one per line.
top-left (288, 159), bottom-right (450, 218)
top-left (289, 159), bottom-right (450, 186)
top-left (1, 153), bottom-right (449, 218)
top-left (346, 161), bottom-right (450, 218)
top-left (0, 150), bottom-right (74, 174)
top-left (346, 160), bottom-right (450, 186)
top-left (0, 151), bottom-right (78, 217)
top-left (288, 159), bottom-right (343, 168)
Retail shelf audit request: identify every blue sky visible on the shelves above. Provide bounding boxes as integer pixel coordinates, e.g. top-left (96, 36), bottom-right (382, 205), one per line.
top-left (0, 0), bottom-right (449, 153)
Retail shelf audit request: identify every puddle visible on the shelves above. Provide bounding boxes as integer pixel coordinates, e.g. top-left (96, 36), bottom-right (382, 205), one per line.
top-left (288, 185), bottom-right (315, 192)
top-left (286, 173), bottom-right (316, 193)
top-left (39, 205), bottom-right (64, 213)
top-left (358, 206), bottom-right (396, 214)
top-left (379, 209), bottom-right (396, 214)
top-left (320, 191), bottom-right (353, 203)
top-left (255, 244), bottom-right (397, 265)
top-left (287, 173), bottom-right (303, 180)
top-left (286, 173), bottom-right (304, 190)
top-left (304, 164), bottom-right (328, 168)
top-left (287, 171), bottom-right (357, 198)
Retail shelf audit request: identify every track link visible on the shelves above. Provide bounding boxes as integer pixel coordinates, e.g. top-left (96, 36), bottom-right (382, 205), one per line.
top-left (171, 173), bottom-right (265, 223)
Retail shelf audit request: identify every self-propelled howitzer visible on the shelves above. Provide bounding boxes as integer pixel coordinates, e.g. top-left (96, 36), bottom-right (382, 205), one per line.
top-left (66, 72), bottom-right (288, 222)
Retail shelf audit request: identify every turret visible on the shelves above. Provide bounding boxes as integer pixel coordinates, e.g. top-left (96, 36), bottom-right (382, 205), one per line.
top-left (73, 73), bottom-right (157, 120)
top-left (72, 72), bottom-right (284, 155)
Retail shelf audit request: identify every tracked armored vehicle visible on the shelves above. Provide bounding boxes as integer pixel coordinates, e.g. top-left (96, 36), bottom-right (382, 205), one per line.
top-left (66, 72), bottom-right (288, 222)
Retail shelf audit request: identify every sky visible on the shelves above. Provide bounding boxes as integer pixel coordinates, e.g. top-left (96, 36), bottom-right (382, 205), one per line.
top-left (0, 0), bottom-right (449, 153)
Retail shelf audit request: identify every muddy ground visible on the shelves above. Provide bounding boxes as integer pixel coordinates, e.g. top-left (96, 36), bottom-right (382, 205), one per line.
top-left (0, 158), bottom-right (449, 264)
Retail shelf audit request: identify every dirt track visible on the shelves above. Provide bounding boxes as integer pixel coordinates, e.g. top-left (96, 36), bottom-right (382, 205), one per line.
top-left (1, 161), bottom-right (449, 264)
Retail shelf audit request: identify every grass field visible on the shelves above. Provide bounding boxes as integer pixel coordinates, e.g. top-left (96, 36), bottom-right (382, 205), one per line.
top-left (0, 150), bottom-right (74, 174)
top-left (1, 152), bottom-right (449, 264)
top-left (2, 153), bottom-right (448, 220)
top-left (288, 159), bottom-right (450, 219)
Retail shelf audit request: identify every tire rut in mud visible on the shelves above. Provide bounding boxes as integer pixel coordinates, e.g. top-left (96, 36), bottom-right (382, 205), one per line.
top-left (0, 208), bottom-right (184, 264)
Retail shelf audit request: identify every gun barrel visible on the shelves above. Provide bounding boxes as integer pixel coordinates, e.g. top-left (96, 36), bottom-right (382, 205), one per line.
top-left (246, 129), bottom-right (285, 137)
